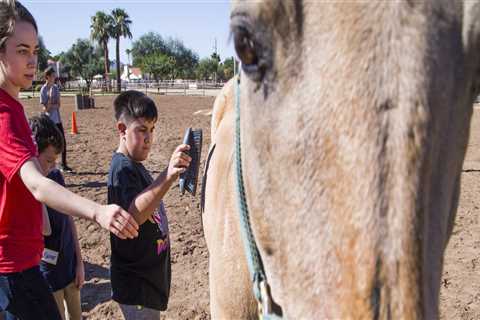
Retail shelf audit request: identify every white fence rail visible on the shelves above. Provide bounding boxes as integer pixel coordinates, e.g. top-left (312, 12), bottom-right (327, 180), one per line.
top-left (64, 79), bottom-right (225, 97)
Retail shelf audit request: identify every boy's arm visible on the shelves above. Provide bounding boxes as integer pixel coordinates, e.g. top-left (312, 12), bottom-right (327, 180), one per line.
top-left (19, 158), bottom-right (139, 239)
top-left (129, 144), bottom-right (191, 225)
top-left (69, 216), bottom-right (85, 289)
top-left (129, 169), bottom-right (173, 225)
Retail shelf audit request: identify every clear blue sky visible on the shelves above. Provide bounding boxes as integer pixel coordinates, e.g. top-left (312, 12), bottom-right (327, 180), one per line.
top-left (24, 1), bottom-right (235, 64)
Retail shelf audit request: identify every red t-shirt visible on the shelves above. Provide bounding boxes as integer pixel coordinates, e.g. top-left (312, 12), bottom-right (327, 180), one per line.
top-left (0, 88), bottom-right (43, 273)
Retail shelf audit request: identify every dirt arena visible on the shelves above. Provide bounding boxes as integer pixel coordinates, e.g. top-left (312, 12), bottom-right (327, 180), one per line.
top-left (22, 94), bottom-right (479, 319)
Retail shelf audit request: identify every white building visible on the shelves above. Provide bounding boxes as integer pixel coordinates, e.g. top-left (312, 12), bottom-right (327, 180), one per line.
top-left (121, 65), bottom-right (143, 81)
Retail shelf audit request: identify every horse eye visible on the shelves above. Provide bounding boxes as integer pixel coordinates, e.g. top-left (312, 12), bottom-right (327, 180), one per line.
top-left (234, 28), bottom-right (258, 67)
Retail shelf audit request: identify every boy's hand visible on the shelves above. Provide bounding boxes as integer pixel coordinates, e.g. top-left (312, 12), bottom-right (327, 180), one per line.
top-left (75, 261), bottom-right (85, 289)
top-left (95, 204), bottom-right (139, 239)
top-left (167, 144), bottom-right (192, 181)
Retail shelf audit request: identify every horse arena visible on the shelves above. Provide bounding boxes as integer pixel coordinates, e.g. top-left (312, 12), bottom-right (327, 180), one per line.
top-left (21, 94), bottom-right (480, 319)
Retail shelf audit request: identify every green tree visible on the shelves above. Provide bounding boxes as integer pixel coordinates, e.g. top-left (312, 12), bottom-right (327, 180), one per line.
top-left (125, 48), bottom-right (132, 65)
top-left (131, 32), bottom-right (167, 66)
top-left (90, 11), bottom-right (113, 86)
top-left (50, 52), bottom-right (64, 61)
top-left (195, 59), bottom-right (207, 80)
top-left (131, 32), bottom-right (199, 79)
top-left (195, 57), bottom-right (218, 81)
top-left (165, 37), bottom-right (199, 79)
top-left (61, 39), bottom-right (104, 92)
top-left (110, 8), bottom-right (132, 92)
top-left (210, 53), bottom-right (221, 82)
top-left (125, 48), bottom-right (132, 79)
top-left (216, 57), bottom-right (234, 81)
top-left (37, 36), bottom-right (50, 72)
top-left (141, 53), bottom-right (176, 81)
top-left (211, 52), bottom-right (221, 63)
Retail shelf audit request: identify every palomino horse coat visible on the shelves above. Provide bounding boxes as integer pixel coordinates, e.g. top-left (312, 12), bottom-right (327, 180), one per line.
top-left (203, 78), bottom-right (257, 319)
top-left (203, 1), bottom-right (480, 319)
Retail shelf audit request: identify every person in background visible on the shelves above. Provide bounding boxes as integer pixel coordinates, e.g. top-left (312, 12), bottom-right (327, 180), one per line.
top-left (40, 66), bottom-right (72, 172)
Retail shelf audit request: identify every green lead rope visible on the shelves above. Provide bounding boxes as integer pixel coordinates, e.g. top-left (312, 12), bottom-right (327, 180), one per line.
top-left (234, 75), bottom-right (282, 320)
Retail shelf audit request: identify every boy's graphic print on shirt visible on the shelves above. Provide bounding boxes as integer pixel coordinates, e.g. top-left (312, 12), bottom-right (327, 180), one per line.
top-left (152, 202), bottom-right (169, 255)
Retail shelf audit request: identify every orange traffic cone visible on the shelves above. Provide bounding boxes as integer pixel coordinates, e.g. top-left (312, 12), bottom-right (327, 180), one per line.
top-left (71, 111), bottom-right (78, 134)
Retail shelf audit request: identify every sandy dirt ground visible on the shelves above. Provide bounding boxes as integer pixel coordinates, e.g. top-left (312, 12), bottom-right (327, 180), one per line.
top-left (439, 105), bottom-right (480, 320)
top-left (21, 95), bottom-right (479, 319)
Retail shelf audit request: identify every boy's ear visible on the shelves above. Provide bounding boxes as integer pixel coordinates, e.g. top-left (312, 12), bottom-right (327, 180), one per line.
top-left (117, 121), bottom-right (127, 136)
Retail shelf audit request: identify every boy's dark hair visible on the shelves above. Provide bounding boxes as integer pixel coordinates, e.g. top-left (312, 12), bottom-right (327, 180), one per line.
top-left (29, 115), bottom-right (64, 154)
top-left (113, 90), bottom-right (158, 123)
top-left (0, 1), bottom-right (38, 50)
top-left (44, 66), bottom-right (55, 78)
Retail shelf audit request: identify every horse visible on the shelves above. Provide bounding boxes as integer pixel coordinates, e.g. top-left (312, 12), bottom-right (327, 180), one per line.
top-left (202, 1), bottom-right (480, 318)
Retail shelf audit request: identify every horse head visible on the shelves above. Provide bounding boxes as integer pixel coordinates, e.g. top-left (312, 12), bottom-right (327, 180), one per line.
top-left (230, 1), bottom-right (480, 318)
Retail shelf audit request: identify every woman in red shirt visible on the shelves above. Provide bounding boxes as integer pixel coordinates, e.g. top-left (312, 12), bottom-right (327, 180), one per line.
top-left (0, 1), bottom-right (138, 319)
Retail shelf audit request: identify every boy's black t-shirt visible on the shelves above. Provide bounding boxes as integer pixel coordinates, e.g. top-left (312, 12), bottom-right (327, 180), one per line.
top-left (107, 152), bottom-right (171, 310)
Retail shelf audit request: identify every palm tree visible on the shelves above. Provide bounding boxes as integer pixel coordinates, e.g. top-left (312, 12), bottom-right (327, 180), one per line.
top-left (125, 48), bottom-right (132, 80)
top-left (126, 48), bottom-right (131, 65)
top-left (90, 11), bottom-right (112, 91)
top-left (110, 8), bottom-right (132, 92)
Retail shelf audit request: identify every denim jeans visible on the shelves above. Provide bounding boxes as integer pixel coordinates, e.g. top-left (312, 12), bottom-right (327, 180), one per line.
top-left (0, 266), bottom-right (61, 320)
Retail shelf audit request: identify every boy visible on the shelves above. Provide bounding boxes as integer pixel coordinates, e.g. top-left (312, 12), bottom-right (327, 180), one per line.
top-left (40, 66), bottom-right (72, 172)
top-left (30, 115), bottom-right (84, 320)
top-left (108, 91), bottom-right (191, 319)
